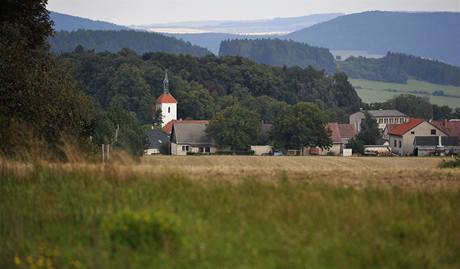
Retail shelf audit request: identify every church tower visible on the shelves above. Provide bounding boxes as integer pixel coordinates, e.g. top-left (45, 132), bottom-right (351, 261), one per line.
top-left (155, 70), bottom-right (177, 127)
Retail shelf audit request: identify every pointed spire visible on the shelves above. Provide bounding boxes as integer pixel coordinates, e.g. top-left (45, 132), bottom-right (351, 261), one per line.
top-left (163, 69), bottom-right (169, 93)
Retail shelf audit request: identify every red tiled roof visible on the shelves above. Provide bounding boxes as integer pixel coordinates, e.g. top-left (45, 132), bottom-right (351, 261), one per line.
top-left (432, 120), bottom-right (460, 138)
top-left (327, 123), bottom-right (341, 143)
top-left (163, 119), bottom-right (209, 134)
top-left (338, 124), bottom-right (357, 139)
top-left (327, 123), bottom-right (357, 143)
top-left (388, 118), bottom-right (425, 136)
top-left (388, 118), bottom-right (448, 136)
top-left (385, 124), bottom-right (401, 132)
top-left (156, 93), bottom-right (177, 104)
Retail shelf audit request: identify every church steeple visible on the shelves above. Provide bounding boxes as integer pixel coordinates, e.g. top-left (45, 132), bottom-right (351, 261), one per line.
top-left (163, 69), bottom-right (169, 93)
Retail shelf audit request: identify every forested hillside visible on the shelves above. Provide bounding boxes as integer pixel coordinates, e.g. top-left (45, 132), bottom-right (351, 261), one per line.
top-left (53, 49), bottom-right (360, 154)
top-left (50, 11), bottom-right (128, 31)
top-left (287, 11), bottom-right (460, 66)
top-left (338, 52), bottom-right (460, 86)
top-left (50, 30), bottom-right (212, 57)
top-left (219, 39), bottom-right (336, 73)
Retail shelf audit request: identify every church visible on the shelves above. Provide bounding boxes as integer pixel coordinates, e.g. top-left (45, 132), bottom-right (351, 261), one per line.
top-left (145, 70), bottom-right (217, 155)
top-left (154, 70), bottom-right (177, 127)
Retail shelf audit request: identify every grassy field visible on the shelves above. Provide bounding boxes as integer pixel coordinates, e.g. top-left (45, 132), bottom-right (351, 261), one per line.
top-left (1, 156), bottom-right (460, 269)
top-left (350, 79), bottom-right (460, 108)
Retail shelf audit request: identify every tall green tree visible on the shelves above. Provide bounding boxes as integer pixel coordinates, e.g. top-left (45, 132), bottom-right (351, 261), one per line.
top-left (0, 0), bottom-right (95, 157)
top-left (385, 94), bottom-right (433, 119)
top-left (206, 106), bottom-right (260, 151)
top-left (271, 102), bottom-right (331, 150)
top-left (357, 112), bottom-right (381, 145)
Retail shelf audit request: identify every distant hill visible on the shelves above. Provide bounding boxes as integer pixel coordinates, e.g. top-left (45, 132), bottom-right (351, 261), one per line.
top-left (286, 11), bottom-right (460, 66)
top-left (50, 11), bottom-right (129, 31)
top-left (171, 33), bottom-right (266, 54)
top-left (338, 52), bottom-right (460, 86)
top-left (219, 39), bottom-right (336, 73)
top-left (134, 13), bottom-right (343, 35)
top-left (49, 30), bottom-right (211, 57)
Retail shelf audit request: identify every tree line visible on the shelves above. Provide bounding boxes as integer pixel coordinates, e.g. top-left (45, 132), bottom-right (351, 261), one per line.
top-left (50, 29), bottom-right (212, 57)
top-left (338, 52), bottom-right (460, 86)
top-left (219, 39), bottom-right (337, 74)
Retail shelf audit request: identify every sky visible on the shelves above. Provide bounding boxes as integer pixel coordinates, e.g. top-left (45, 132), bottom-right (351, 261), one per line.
top-left (47, 0), bottom-right (460, 25)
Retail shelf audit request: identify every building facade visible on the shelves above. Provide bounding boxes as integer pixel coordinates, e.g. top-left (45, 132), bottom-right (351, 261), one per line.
top-left (350, 110), bottom-right (409, 132)
top-left (388, 118), bottom-right (448, 156)
top-left (170, 122), bottom-right (217, 156)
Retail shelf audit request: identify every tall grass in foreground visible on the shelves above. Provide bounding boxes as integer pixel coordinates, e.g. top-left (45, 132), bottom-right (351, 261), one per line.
top-left (1, 163), bottom-right (459, 269)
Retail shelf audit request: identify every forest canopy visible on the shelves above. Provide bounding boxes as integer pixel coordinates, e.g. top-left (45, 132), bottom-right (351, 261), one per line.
top-left (338, 52), bottom-right (460, 86)
top-left (219, 39), bottom-right (336, 74)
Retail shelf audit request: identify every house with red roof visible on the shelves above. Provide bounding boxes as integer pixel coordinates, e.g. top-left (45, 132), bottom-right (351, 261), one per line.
top-left (431, 119), bottom-right (460, 139)
top-left (388, 118), bottom-right (449, 155)
top-left (323, 123), bottom-right (357, 155)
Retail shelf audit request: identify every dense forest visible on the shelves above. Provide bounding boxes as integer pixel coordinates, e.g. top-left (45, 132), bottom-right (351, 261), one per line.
top-left (219, 39), bottom-right (336, 73)
top-left (54, 48), bottom-right (361, 155)
top-left (287, 11), bottom-right (460, 67)
top-left (50, 30), bottom-right (211, 57)
top-left (338, 52), bottom-right (460, 86)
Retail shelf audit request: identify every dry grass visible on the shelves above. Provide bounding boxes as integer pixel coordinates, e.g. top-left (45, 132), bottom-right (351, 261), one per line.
top-left (2, 156), bottom-right (460, 268)
top-left (3, 156), bottom-right (459, 190)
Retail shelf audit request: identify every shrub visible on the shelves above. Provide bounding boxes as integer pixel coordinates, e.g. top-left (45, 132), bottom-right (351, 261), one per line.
top-left (103, 210), bottom-right (181, 253)
top-left (439, 156), bottom-right (460, 168)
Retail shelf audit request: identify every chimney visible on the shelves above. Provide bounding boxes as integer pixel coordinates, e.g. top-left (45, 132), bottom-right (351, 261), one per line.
top-left (443, 119), bottom-right (448, 127)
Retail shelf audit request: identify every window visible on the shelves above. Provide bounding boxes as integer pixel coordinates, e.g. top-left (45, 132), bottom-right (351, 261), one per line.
top-left (399, 141), bottom-right (402, 148)
top-left (168, 106), bottom-right (171, 113)
top-left (199, 147), bottom-right (204, 153)
top-left (379, 119), bottom-right (383, 124)
top-left (411, 131), bottom-right (415, 135)
top-left (205, 147), bottom-right (210, 153)
top-left (394, 140), bottom-right (397, 147)
top-left (182, 145), bottom-right (189, 152)
top-left (431, 129), bottom-right (436, 135)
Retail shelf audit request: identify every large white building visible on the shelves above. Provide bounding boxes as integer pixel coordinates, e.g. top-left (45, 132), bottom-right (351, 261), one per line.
top-left (155, 70), bottom-right (177, 127)
top-left (350, 110), bottom-right (409, 131)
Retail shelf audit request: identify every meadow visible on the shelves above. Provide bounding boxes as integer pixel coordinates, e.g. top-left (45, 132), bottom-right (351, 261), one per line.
top-left (1, 156), bottom-right (460, 269)
top-left (350, 79), bottom-right (460, 108)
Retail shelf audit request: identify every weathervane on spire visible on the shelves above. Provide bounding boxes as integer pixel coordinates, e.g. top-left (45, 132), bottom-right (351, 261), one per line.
top-left (163, 69), bottom-right (169, 93)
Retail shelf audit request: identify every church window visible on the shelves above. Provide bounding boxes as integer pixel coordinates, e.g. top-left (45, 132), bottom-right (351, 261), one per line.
top-left (168, 106), bottom-right (171, 113)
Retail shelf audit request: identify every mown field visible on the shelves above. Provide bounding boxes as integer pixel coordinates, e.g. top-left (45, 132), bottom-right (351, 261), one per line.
top-left (351, 79), bottom-right (460, 108)
top-left (1, 156), bottom-right (460, 269)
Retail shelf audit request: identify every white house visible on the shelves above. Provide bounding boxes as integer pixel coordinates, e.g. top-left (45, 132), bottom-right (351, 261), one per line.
top-left (388, 118), bottom-right (449, 156)
top-left (350, 110), bottom-right (409, 132)
top-left (155, 70), bottom-right (177, 127)
top-left (170, 122), bottom-right (217, 155)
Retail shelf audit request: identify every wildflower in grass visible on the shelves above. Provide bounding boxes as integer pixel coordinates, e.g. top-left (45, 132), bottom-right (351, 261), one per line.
top-left (14, 256), bottom-right (21, 266)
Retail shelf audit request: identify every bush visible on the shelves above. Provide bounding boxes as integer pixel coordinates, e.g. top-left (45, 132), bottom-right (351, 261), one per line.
top-left (103, 210), bottom-right (181, 253)
top-left (439, 156), bottom-right (460, 168)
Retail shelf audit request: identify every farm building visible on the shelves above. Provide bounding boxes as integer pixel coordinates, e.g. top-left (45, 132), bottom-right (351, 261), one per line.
top-left (388, 118), bottom-right (449, 156)
top-left (145, 129), bottom-right (170, 155)
top-left (170, 122), bottom-right (217, 155)
top-left (431, 119), bottom-right (460, 139)
top-left (350, 109), bottom-right (408, 132)
top-left (413, 136), bottom-right (460, 156)
top-left (322, 122), bottom-right (357, 155)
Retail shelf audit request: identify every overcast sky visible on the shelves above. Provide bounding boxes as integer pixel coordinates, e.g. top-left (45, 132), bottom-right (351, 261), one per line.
top-left (47, 0), bottom-right (460, 25)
